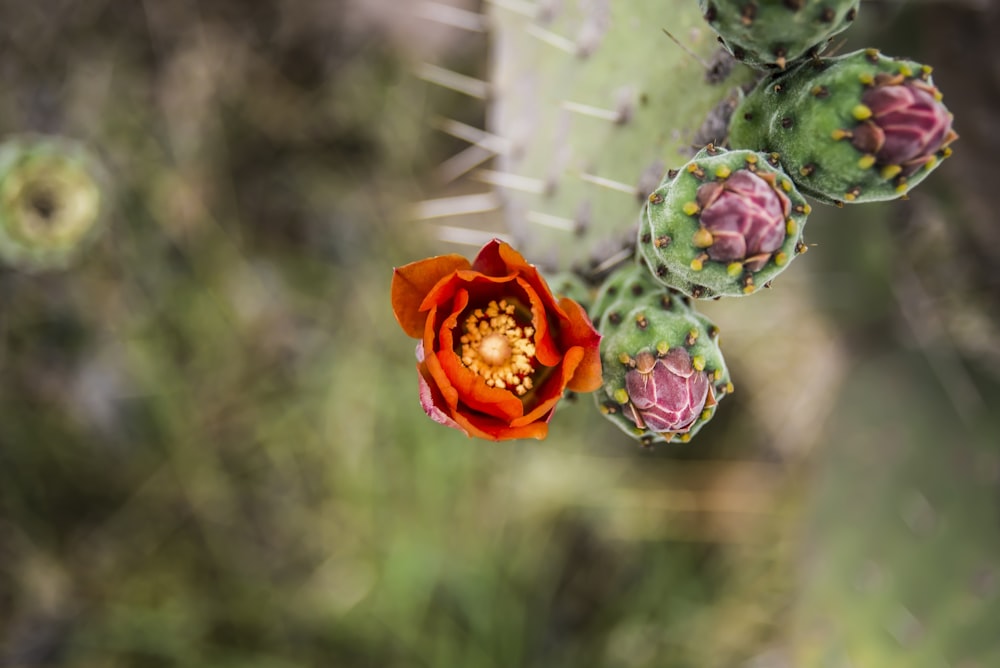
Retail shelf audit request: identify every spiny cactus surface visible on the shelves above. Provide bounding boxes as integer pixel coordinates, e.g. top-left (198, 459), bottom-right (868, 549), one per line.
top-left (489, 0), bottom-right (752, 273)
top-left (698, 0), bottom-right (860, 70)
top-left (592, 264), bottom-right (730, 446)
top-left (638, 145), bottom-right (810, 298)
top-left (0, 134), bottom-right (108, 270)
top-left (729, 49), bottom-right (957, 205)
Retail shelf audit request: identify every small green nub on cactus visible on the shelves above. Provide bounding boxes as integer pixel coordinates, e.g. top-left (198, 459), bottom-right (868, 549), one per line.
top-left (729, 49), bottom-right (958, 204)
top-left (638, 145), bottom-right (809, 299)
top-left (594, 264), bottom-right (730, 446)
top-left (0, 135), bottom-right (109, 270)
top-left (698, 0), bottom-right (860, 70)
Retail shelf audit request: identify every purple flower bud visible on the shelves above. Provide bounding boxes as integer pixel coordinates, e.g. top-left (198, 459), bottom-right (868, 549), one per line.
top-left (695, 170), bottom-right (790, 272)
top-left (851, 79), bottom-right (956, 176)
top-left (624, 349), bottom-right (712, 434)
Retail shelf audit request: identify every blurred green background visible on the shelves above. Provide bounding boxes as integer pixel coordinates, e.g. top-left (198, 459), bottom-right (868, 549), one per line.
top-left (1, 1), bottom-right (999, 666)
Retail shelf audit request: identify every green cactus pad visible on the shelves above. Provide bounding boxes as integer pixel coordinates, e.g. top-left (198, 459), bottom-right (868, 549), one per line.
top-left (638, 145), bottom-right (810, 299)
top-left (594, 264), bottom-right (730, 446)
top-left (0, 134), bottom-right (109, 270)
top-left (729, 49), bottom-right (957, 204)
top-left (698, 0), bottom-right (860, 70)
top-left (487, 0), bottom-right (754, 273)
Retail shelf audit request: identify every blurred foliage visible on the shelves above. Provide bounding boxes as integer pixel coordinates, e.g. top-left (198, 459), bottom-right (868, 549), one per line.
top-left (0, 1), bottom-right (998, 667)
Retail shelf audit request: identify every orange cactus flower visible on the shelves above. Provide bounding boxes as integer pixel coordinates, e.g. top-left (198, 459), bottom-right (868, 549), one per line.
top-left (391, 239), bottom-right (602, 441)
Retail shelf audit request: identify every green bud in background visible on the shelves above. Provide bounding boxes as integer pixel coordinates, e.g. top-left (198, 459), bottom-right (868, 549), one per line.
top-left (0, 135), bottom-right (109, 271)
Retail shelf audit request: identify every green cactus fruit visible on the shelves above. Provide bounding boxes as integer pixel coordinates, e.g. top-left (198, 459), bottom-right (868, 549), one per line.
top-left (638, 145), bottom-right (810, 299)
top-left (593, 264), bottom-right (731, 446)
top-left (729, 49), bottom-right (958, 205)
top-left (0, 135), bottom-right (109, 270)
top-left (698, 0), bottom-right (860, 70)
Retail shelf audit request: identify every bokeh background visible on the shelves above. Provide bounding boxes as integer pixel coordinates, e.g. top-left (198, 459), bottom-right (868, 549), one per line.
top-left (1, 1), bottom-right (999, 666)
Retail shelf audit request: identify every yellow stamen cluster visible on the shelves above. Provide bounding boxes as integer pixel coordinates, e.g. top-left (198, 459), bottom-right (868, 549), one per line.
top-left (460, 300), bottom-right (536, 396)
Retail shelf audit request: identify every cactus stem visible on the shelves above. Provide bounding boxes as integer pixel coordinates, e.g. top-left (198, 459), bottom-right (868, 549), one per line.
top-left (865, 47), bottom-right (880, 62)
top-left (608, 311), bottom-right (622, 325)
top-left (579, 172), bottom-right (639, 196)
top-left (686, 329), bottom-right (700, 346)
top-left (659, 294), bottom-right (673, 310)
top-left (635, 312), bottom-right (648, 329)
top-left (649, 192), bottom-right (664, 205)
top-left (859, 72), bottom-right (874, 86)
top-left (654, 235), bottom-right (672, 248)
top-left (656, 340), bottom-right (670, 356)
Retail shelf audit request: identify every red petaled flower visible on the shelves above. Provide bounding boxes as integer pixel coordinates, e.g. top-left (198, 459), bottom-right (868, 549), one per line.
top-left (696, 170), bottom-right (789, 272)
top-left (852, 77), bottom-right (958, 176)
top-left (624, 349), bottom-right (714, 434)
top-left (391, 239), bottom-right (602, 441)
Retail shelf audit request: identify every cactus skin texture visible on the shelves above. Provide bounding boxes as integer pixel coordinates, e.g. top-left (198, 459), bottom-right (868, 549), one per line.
top-left (0, 135), bottom-right (108, 270)
top-left (592, 264), bottom-right (731, 446)
top-left (729, 49), bottom-right (958, 205)
top-left (638, 145), bottom-right (810, 299)
top-left (488, 1), bottom-right (754, 273)
top-left (698, 0), bottom-right (861, 70)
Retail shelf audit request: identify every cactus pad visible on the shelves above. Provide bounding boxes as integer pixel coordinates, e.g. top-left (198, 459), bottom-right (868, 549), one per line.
top-left (638, 145), bottom-right (810, 298)
top-left (729, 49), bottom-right (958, 204)
top-left (593, 264), bottom-right (731, 446)
top-left (698, 0), bottom-right (861, 70)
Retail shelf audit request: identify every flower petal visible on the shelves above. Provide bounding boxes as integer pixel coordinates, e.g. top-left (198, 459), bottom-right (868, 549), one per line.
top-left (511, 345), bottom-right (583, 427)
top-left (416, 353), bottom-right (464, 433)
top-left (453, 408), bottom-right (550, 441)
top-left (555, 297), bottom-right (602, 393)
top-left (392, 254), bottom-right (470, 338)
top-left (517, 277), bottom-right (561, 367)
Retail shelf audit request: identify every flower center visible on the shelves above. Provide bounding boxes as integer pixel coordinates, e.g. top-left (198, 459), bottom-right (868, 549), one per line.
top-left (459, 299), bottom-right (537, 396)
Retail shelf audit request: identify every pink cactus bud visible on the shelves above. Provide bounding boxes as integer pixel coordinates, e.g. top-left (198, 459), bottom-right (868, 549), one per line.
top-left (695, 170), bottom-right (789, 272)
top-left (851, 79), bottom-right (955, 176)
top-left (624, 349), bottom-right (712, 434)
